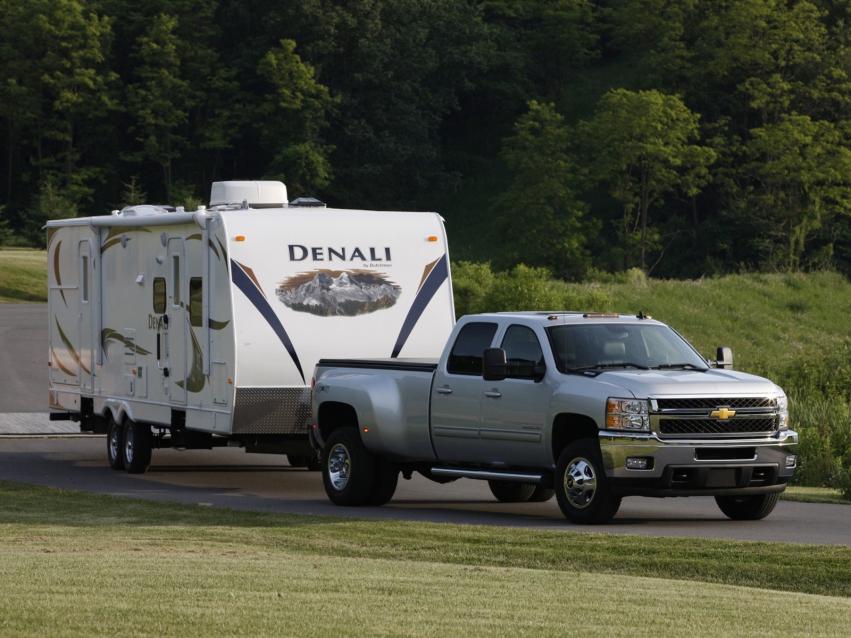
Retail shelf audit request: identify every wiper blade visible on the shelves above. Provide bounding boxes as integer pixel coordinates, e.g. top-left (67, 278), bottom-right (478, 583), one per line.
top-left (570, 362), bottom-right (650, 371)
top-left (651, 363), bottom-right (709, 371)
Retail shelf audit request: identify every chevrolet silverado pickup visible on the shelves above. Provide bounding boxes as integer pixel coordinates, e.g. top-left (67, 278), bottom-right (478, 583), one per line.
top-left (309, 312), bottom-right (798, 524)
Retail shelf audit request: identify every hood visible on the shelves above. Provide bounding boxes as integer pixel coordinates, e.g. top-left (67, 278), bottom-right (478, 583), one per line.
top-left (591, 369), bottom-right (781, 398)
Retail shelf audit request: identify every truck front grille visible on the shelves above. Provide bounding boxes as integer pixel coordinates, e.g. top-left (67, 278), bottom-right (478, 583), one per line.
top-left (656, 397), bottom-right (776, 410)
top-left (659, 417), bottom-right (777, 436)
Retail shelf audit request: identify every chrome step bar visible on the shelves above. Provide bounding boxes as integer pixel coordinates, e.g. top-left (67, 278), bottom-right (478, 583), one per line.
top-left (429, 467), bottom-right (542, 484)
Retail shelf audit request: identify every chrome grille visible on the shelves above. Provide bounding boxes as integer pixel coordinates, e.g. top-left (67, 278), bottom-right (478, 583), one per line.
top-left (659, 418), bottom-right (777, 435)
top-left (655, 397), bottom-right (776, 410)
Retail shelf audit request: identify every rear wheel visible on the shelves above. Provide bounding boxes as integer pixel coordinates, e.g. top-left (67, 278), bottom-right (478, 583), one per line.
top-left (106, 416), bottom-right (124, 471)
top-left (715, 492), bottom-right (780, 520)
top-left (488, 480), bottom-right (535, 503)
top-left (122, 420), bottom-right (152, 474)
top-left (322, 427), bottom-right (375, 506)
top-left (527, 484), bottom-right (555, 502)
top-left (555, 439), bottom-right (621, 524)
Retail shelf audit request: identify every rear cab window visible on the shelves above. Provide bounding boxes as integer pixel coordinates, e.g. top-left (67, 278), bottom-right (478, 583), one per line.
top-left (447, 322), bottom-right (498, 375)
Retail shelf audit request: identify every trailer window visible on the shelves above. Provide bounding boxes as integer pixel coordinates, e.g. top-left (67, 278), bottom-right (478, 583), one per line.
top-left (172, 256), bottom-right (181, 306)
top-left (189, 278), bottom-right (203, 327)
top-left (447, 322), bottom-right (498, 375)
top-left (81, 256), bottom-right (89, 303)
top-left (153, 278), bottom-right (166, 314)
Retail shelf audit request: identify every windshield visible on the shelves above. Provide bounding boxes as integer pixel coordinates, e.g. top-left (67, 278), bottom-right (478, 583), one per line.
top-left (546, 323), bottom-right (707, 372)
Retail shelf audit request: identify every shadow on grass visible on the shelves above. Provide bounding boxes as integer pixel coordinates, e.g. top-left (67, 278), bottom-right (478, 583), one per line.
top-left (0, 285), bottom-right (46, 302)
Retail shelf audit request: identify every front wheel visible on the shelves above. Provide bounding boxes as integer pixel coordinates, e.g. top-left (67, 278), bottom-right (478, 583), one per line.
top-left (554, 439), bottom-right (621, 525)
top-left (488, 480), bottom-right (535, 503)
top-left (321, 427), bottom-right (375, 506)
top-left (106, 416), bottom-right (124, 471)
top-left (122, 420), bottom-right (152, 474)
top-left (715, 492), bottom-right (780, 520)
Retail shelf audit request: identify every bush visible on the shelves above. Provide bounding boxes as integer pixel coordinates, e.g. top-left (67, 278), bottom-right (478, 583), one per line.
top-left (789, 396), bottom-right (851, 489)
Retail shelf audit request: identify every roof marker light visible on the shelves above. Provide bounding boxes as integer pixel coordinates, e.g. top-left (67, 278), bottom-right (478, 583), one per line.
top-left (583, 313), bottom-right (620, 318)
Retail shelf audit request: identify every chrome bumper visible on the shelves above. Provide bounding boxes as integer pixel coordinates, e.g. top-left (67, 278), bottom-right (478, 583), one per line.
top-left (599, 429), bottom-right (798, 497)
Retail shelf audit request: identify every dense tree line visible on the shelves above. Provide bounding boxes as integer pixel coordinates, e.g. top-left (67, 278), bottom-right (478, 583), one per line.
top-left (3, 0), bottom-right (851, 279)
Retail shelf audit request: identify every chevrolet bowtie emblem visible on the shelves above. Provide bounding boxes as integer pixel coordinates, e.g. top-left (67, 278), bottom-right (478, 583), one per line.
top-left (710, 408), bottom-right (736, 420)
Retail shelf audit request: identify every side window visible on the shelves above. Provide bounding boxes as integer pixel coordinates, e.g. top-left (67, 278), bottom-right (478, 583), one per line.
top-left (81, 255), bottom-right (89, 303)
top-left (501, 325), bottom-right (543, 378)
top-left (189, 278), bottom-right (203, 327)
top-left (172, 255), bottom-right (181, 306)
top-left (153, 277), bottom-right (166, 314)
top-left (447, 322), bottom-right (498, 375)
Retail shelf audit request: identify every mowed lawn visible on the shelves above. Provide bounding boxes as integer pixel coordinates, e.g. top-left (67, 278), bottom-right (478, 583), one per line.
top-left (1, 481), bottom-right (850, 637)
top-left (0, 249), bottom-right (46, 303)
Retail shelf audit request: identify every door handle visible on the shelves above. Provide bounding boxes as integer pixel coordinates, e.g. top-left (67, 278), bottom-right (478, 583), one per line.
top-left (436, 387), bottom-right (453, 394)
top-left (484, 390), bottom-right (502, 398)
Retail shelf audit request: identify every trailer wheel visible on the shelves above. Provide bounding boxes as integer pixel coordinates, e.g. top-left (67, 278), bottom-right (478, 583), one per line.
top-left (366, 459), bottom-right (399, 506)
top-left (555, 439), bottom-right (621, 524)
top-left (715, 492), bottom-right (780, 520)
top-left (488, 480), bottom-right (535, 503)
top-left (106, 416), bottom-right (125, 471)
top-left (527, 484), bottom-right (555, 502)
top-left (123, 420), bottom-right (152, 474)
top-left (322, 427), bottom-right (375, 506)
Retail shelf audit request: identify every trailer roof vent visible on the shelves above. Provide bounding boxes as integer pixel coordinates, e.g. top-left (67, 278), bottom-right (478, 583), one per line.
top-left (209, 181), bottom-right (287, 209)
top-left (118, 205), bottom-right (175, 217)
top-left (289, 197), bottom-right (326, 208)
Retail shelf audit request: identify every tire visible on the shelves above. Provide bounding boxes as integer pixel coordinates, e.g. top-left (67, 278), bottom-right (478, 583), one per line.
top-left (106, 416), bottom-right (125, 471)
top-left (122, 420), bottom-right (152, 474)
top-left (555, 439), bottom-right (621, 524)
top-left (321, 427), bottom-right (375, 506)
top-left (366, 459), bottom-right (399, 506)
top-left (488, 480), bottom-right (535, 503)
top-left (715, 492), bottom-right (780, 520)
top-left (287, 454), bottom-right (308, 468)
top-left (417, 468), bottom-right (459, 484)
top-left (528, 484), bottom-right (555, 502)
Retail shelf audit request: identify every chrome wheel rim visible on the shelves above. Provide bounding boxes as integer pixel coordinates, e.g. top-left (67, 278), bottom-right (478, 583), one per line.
top-left (124, 427), bottom-right (134, 464)
top-left (328, 443), bottom-right (351, 491)
top-left (109, 426), bottom-right (120, 461)
top-left (564, 457), bottom-right (596, 509)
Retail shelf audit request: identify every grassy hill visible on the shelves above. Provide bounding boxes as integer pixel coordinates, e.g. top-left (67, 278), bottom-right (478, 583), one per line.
top-left (0, 249), bottom-right (47, 303)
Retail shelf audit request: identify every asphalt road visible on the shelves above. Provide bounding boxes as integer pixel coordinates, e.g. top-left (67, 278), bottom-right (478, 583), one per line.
top-left (1, 437), bottom-right (849, 546)
top-left (2, 304), bottom-right (849, 546)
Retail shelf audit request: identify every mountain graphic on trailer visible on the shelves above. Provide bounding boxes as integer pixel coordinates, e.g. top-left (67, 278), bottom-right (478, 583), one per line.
top-left (276, 270), bottom-right (402, 317)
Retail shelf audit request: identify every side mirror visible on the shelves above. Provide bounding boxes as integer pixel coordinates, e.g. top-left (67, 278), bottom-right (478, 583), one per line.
top-left (714, 346), bottom-right (733, 370)
top-left (483, 348), bottom-right (507, 381)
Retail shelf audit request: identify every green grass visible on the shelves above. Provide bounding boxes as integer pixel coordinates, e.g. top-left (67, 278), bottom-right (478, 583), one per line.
top-left (0, 249), bottom-right (47, 303)
top-left (782, 486), bottom-right (851, 505)
top-left (2, 481), bottom-right (851, 636)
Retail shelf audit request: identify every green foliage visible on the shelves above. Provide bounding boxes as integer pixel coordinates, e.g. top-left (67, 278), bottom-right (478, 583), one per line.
top-left (492, 101), bottom-right (591, 279)
top-left (119, 175), bottom-right (147, 208)
top-left (22, 180), bottom-right (78, 246)
top-left (451, 261), bottom-right (610, 317)
top-left (0, 207), bottom-right (12, 246)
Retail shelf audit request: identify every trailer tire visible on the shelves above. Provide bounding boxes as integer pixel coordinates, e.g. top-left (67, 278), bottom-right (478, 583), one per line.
top-left (106, 416), bottom-right (125, 471)
top-left (527, 484), bottom-right (555, 502)
top-left (123, 420), bottom-right (152, 474)
top-left (715, 492), bottom-right (780, 520)
top-left (322, 427), bottom-right (375, 506)
top-left (366, 459), bottom-right (399, 506)
top-left (488, 480), bottom-right (535, 503)
top-left (555, 439), bottom-right (621, 524)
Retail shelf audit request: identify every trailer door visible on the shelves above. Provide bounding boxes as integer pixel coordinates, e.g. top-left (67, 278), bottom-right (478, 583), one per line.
top-left (78, 240), bottom-right (95, 392)
top-left (167, 237), bottom-right (187, 405)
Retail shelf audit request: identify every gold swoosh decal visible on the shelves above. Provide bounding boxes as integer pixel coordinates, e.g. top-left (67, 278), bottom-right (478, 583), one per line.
top-left (54, 241), bottom-right (67, 306)
top-left (50, 345), bottom-right (77, 377)
top-left (55, 317), bottom-right (90, 374)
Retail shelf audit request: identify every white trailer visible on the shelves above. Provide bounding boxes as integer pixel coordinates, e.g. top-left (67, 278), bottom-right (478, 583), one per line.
top-left (46, 181), bottom-right (455, 473)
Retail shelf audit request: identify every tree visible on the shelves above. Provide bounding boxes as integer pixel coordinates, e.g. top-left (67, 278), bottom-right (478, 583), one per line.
top-left (492, 101), bottom-right (591, 279)
top-left (578, 89), bottom-right (715, 272)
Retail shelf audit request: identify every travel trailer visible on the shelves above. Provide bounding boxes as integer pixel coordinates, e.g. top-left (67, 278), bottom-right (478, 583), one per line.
top-left (46, 181), bottom-right (455, 473)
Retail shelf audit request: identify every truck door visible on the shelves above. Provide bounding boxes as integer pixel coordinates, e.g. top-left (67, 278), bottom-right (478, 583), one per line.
top-left (167, 237), bottom-right (187, 405)
top-left (430, 322), bottom-right (498, 462)
top-left (477, 324), bottom-right (552, 467)
top-left (78, 240), bottom-right (95, 392)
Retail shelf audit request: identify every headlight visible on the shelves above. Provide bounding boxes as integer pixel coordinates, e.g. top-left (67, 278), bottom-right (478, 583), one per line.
top-left (606, 398), bottom-right (650, 431)
top-left (777, 394), bottom-right (789, 431)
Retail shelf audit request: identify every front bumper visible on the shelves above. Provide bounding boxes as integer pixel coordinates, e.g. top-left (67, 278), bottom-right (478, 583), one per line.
top-left (599, 429), bottom-right (798, 498)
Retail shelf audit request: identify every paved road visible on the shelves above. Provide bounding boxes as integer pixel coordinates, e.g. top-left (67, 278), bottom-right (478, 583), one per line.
top-left (1, 437), bottom-right (848, 546)
top-left (2, 304), bottom-right (849, 546)
top-left (0, 304), bottom-right (46, 412)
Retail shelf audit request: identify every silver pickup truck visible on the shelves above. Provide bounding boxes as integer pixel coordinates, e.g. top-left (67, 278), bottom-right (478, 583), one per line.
top-left (310, 312), bottom-right (798, 524)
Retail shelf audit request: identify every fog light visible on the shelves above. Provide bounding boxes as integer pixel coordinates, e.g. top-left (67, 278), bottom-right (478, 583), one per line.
top-left (626, 457), bottom-right (650, 470)
top-left (786, 454), bottom-right (797, 468)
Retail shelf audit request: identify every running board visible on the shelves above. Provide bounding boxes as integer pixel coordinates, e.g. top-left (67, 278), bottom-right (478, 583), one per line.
top-left (429, 468), bottom-right (542, 484)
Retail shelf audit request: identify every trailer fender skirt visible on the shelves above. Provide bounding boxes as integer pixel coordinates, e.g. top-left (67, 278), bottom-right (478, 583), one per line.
top-left (231, 259), bottom-right (305, 383)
